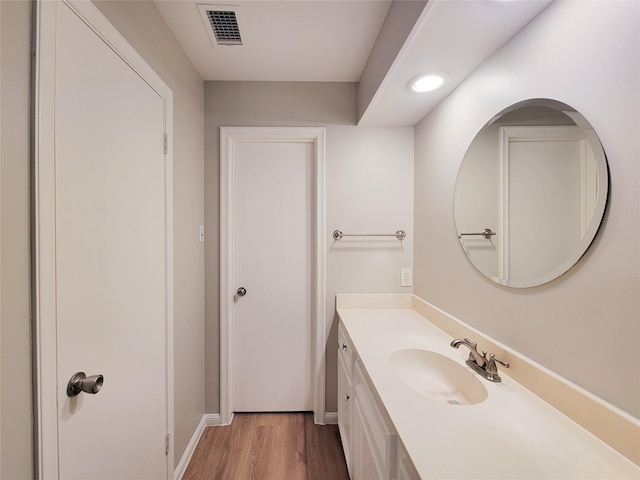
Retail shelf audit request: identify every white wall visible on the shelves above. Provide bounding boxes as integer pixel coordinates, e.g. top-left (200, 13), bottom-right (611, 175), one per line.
top-left (0, 2), bottom-right (33, 478)
top-left (325, 125), bottom-right (414, 409)
top-left (204, 81), bottom-right (414, 413)
top-left (94, 1), bottom-right (205, 464)
top-left (414, 0), bottom-right (639, 417)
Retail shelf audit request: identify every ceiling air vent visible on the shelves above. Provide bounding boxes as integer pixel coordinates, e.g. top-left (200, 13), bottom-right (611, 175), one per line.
top-left (198, 4), bottom-right (242, 46)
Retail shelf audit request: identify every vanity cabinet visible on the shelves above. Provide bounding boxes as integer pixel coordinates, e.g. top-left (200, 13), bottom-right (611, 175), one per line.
top-left (338, 322), bottom-right (419, 480)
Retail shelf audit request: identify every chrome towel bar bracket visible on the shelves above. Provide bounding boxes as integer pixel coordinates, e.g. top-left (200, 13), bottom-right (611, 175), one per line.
top-left (333, 229), bottom-right (406, 241)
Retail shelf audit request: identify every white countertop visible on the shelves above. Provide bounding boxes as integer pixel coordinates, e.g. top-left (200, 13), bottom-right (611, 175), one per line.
top-left (337, 307), bottom-right (640, 480)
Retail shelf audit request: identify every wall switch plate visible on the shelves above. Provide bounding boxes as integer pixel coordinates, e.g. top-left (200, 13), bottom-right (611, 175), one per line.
top-left (199, 225), bottom-right (205, 243)
top-left (401, 268), bottom-right (413, 287)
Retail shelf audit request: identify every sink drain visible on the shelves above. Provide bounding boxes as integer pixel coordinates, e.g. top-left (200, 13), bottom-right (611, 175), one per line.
top-left (447, 400), bottom-right (461, 405)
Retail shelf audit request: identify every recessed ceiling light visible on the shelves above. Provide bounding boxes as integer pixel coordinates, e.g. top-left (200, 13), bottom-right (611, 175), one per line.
top-left (407, 72), bottom-right (450, 93)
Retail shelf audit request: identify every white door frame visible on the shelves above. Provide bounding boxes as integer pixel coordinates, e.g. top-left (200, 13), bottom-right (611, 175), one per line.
top-left (220, 127), bottom-right (326, 425)
top-left (32, 1), bottom-right (174, 477)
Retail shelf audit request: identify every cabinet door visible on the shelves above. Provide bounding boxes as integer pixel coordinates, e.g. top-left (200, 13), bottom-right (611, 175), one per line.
top-left (337, 352), bottom-right (353, 476)
top-left (354, 360), bottom-right (397, 479)
top-left (352, 397), bottom-right (385, 480)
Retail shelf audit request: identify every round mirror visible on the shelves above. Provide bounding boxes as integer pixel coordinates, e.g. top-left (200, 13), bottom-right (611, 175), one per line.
top-left (454, 99), bottom-right (609, 288)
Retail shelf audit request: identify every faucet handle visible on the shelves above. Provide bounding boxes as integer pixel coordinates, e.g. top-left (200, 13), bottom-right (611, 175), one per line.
top-left (493, 355), bottom-right (510, 368)
top-left (483, 353), bottom-right (509, 382)
top-left (486, 353), bottom-right (510, 373)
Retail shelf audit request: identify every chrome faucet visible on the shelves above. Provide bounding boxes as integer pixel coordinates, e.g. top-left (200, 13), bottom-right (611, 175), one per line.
top-left (450, 338), bottom-right (510, 382)
top-left (450, 338), bottom-right (487, 368)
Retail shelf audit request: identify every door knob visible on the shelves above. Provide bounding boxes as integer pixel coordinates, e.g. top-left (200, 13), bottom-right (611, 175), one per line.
top-left (67, 371), bottom-right (104, 397)
top-left (236, 287), bottom-right (247, 297)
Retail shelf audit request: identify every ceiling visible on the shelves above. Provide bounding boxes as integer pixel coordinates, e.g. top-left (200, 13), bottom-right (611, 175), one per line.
top-left (154, 0), bottom-right (392, 82)
top-left (155, 0), bottom-right (553, 125)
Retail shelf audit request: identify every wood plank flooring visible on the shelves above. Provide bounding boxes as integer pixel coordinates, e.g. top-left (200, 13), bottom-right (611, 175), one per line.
top-left (182, 413), bottom-right (350, 480)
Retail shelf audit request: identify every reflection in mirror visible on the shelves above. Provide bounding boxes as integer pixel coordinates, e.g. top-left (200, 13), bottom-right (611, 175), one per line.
top-left (454, 99), bottom-right (609, 288)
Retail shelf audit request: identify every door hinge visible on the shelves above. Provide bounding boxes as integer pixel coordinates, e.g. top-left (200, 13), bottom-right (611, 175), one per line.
top-left (163, 133), bottom-right (168, 155)
top-left (165, 433), bottom-right (170, 456)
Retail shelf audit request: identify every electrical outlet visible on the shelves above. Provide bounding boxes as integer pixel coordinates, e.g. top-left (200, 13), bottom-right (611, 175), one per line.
top-left (400, 268), bottom-right (413, 287)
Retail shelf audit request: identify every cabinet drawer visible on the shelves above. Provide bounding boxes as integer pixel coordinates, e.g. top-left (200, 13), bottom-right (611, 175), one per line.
top-left (338, 322), bottom-right (355, 378)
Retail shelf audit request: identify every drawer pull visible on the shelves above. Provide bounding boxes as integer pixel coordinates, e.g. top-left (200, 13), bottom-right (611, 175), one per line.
top-left (342, 344), bottom-right (348, 350)
top-left (345, 394), bottom-right (350, 402)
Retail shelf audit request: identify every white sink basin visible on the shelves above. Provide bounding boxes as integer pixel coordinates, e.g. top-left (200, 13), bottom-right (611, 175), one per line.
top-left (391, 349), bottom-right (488, 405)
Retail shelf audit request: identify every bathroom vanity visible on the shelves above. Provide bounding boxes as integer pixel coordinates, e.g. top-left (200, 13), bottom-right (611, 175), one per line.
top-left (336, 294), bottom-right (640, 480)
top-left (338, 313), bottom-right (420, 480)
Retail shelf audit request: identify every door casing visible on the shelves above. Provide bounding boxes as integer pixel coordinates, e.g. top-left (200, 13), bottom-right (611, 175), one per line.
top-left (32, 1), bottom-right (174, 477)
top-left (220, 127), bottom-right (326, 425)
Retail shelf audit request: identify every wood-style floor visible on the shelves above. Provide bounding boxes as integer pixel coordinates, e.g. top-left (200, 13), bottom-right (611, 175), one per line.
top-left (182, 413), bottom-right (350, 480)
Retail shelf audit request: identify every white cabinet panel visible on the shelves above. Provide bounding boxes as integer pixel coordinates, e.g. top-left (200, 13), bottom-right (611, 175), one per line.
top-left (338, 351), bottom-right (353, 476)
top-left (353, 396), bottom-right (386, 480)
top-left (338, 323), bottom-right (355, 477)
top-left (355, 359), bottom-right (397, 479)
top-left (396, 442), bottom-right (421, 480)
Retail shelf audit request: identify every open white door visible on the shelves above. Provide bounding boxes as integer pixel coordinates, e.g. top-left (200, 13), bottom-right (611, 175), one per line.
top-left (33, 2), bottom-right (174, 478)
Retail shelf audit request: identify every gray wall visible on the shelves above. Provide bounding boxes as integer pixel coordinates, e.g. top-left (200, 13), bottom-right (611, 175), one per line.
top-left (93, 1), bottom-right (205, 465)
top-left (414, 0), bottom-right (639, 417)
top-left (204, 82), bottom-right (414, 413)
top-left (357, 0), bottom-right (426, 122)
top-left (0, 1), bottom-right (33, 478)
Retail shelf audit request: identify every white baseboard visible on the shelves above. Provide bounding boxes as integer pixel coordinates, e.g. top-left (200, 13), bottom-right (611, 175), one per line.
top-left (204, 413), bottom-right (225, 426)
top-left (324, 412), bottom-right (338, 425)
top-left (174, 413), bottom-right (230, 479)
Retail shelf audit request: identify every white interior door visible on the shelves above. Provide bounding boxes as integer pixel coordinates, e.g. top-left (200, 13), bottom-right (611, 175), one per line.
top-left (35, 2), bottom-right (173, 478)
top-left (500, 126), bottom-right (585, 284)
top-left (233, 141), bottom-right (313, 412)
